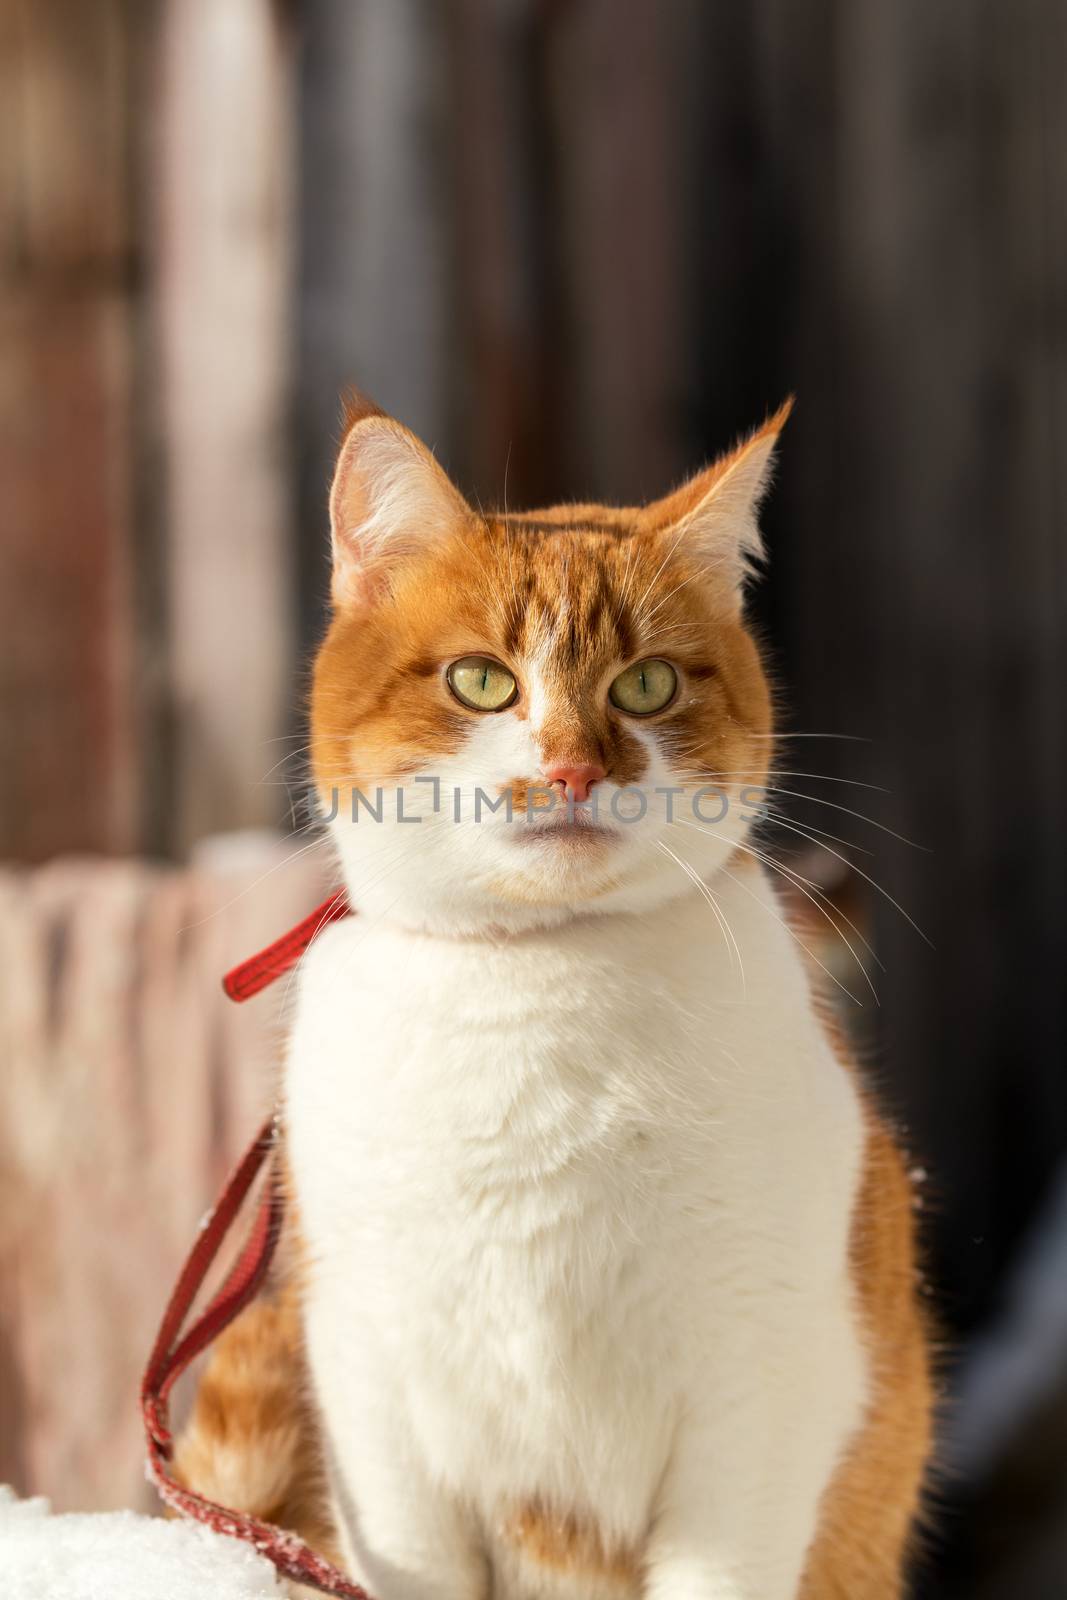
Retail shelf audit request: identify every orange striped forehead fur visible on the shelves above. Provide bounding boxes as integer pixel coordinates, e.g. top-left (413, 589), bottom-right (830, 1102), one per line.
top-left (311, 404), bottom-right (789, 801)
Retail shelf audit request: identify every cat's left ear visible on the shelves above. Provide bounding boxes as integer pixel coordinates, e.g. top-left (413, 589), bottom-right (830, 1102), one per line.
top-left (640, 399), bottom-right (793, 603)
top-left (329, 393), bottom-right (472, 609)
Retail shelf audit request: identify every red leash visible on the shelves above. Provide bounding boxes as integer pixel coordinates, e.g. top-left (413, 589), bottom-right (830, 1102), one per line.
top-left (142, 894), bottom-right (370, 1598)
top-left (221, 890), bottom-right (351, 1002)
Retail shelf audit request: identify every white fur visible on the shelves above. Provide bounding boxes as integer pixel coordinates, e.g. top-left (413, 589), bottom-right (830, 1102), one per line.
top-left (286, 815), bottom-right (869, 1599)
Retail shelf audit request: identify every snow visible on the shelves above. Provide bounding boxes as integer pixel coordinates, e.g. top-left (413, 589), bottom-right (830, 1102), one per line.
top-left (0, 1488), bottom-right (282, 1600)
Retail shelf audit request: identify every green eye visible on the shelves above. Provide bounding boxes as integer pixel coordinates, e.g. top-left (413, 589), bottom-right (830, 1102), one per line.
top-left (446, 656), bottom-right (518, 712)
top-left (609, 658), bottom-right (678, 715)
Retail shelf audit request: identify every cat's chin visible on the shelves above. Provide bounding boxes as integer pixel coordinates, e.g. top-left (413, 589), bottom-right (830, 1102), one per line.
top-left (327, 811), bottom-right (750, 940)
top-left (334, 853), bottom-right (709, 942)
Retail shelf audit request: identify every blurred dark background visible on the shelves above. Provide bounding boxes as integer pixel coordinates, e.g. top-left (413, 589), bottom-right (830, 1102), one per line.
top-left (2, 2), bottom-right (1066, 1595)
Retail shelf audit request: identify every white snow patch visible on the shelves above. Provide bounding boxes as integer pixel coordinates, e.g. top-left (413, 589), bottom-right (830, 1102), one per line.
top-left (0, 1487), bottom-right (282, 1600)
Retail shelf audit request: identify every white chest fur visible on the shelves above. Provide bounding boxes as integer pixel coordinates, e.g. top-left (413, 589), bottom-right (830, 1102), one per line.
top-left (286, 868), bottom-right (869, 1600)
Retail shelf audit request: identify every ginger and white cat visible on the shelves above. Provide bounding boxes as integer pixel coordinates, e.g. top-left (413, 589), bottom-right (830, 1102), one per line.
top-left (177, 399), bottom-right (931, 1599)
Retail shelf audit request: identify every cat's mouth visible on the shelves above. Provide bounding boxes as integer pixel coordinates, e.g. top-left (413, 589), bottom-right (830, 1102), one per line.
top-left (511, 816), bottom-right (621, 848)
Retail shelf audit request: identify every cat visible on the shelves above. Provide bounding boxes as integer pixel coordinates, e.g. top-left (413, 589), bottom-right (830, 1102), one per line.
top-left (176, 396), bottom-right (932, 1599)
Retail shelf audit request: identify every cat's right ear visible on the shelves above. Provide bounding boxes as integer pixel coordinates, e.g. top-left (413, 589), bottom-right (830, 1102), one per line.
top-left (329, 397), bottom-right (471, 609)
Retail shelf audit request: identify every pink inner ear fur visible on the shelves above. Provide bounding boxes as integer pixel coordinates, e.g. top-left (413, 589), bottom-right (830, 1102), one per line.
top-left (328, 415), bottom-right (471, 609)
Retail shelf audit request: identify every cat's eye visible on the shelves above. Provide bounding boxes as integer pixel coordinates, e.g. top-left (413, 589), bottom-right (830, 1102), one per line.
top-left (609, 658), bottom-right (678, 716)
top-left (446, 656), bottom-right (518, 712)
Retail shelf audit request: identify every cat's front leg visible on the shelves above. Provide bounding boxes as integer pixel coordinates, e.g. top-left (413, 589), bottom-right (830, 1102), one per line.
top-left (324, 1398), bottom-right (489, 1600)
top-left (642, 1393), bottom-right (849, 1600)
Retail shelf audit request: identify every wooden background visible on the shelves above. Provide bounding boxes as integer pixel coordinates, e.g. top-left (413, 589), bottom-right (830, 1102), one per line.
top-left (2, 2), bottom-right (1066, 1595)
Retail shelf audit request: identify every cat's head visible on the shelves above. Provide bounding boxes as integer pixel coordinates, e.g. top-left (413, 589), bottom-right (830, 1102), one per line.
top-left (311, 398), bottom-right (786, 936)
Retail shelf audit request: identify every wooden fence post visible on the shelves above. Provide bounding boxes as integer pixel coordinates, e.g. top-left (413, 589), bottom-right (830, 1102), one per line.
top-left (156, 0), bottom-right (297, 854)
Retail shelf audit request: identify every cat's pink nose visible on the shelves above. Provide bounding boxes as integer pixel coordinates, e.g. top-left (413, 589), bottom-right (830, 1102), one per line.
top-left (542, 762), bottom-right (606, 804)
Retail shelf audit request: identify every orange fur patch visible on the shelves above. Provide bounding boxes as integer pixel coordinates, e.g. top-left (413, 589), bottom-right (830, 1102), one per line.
top-left (798, 1009), bottom-right (934, 1598)
top-left (174, 1224), bottom-right (342, 1566)
top-left (504, 1501), bottom-right (639, 1586)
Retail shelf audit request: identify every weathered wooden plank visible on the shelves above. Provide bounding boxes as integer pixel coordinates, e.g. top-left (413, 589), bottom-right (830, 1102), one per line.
top-left (0, 290), bottom-right (137, 860)
top-left (156, 0), bottom-right (296, 853)
top-left (0, 0), bottom-right (26, 270)
top-left (444, 0), bottom-right (554, 508)
top-left (830, 0), bottom-right (1067, 1333)
top-left (18, 0), bottom-right (129, 272)
top-left (296, 0), bottom-right (454, 647)
top-left (0, 0), bottom-right (139, 862)
top-left (541, 1), bottom-right (687, 504)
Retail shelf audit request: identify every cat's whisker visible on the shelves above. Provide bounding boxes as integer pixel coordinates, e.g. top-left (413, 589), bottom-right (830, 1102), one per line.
top-left (631, 500), bottom-right (706, 619)
top-left (746, 731), bottom-right (873, 743)
top-left (758, 786), bottom-right (927, 851)
top-left (660, 812), bottom-right (871, 1005)
top-left (666, 810), bottom-right (882, 985)
top-left (640, 622), bottom-right (705, 649)
top-left (284, 787), bottom-right (316, 835)
top-left (714, 827), bottom-right (883, 980)
top-left (760, 807), bottom-right (874, 857)
top-left (258, 748), bottom-right (314, 775)
top-left (688, 769), bottom-right (891, 793)
top-left (715, 856), bottom-right (870, 1009)
top-left (178, 832), bottom-right (332, 935)
top-left (763, 813), bottom-right (933, 948)
top-left (289, 805), bottom-right (332, 838)
top-left (656, 839), bottom-right (746, 996)
top-left (617, 528), bottom-right (640, 611)
top-left (666, 765), bottom-right (916, 850)
top-left (640, 568), bottom-right (705, 624)
top-left (500, 442), bottom-right (517, 595)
